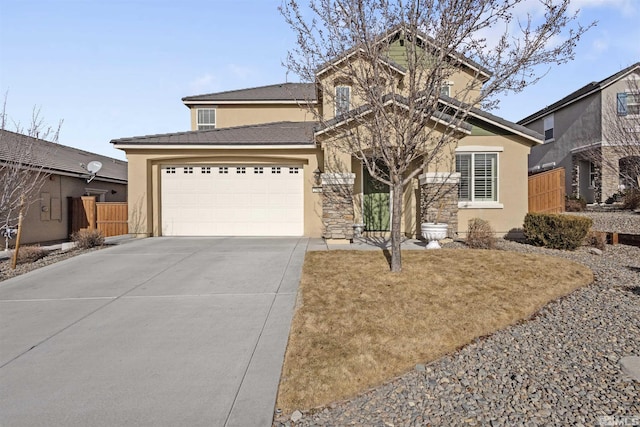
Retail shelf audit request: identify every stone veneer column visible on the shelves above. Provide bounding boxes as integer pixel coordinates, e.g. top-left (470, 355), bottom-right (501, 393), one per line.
top-left (321, 173), bottom-right (356, 241)
top-left (418, 172), bottom-right (460, 238)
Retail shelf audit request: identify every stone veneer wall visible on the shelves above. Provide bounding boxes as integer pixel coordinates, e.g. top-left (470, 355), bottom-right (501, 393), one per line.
top-left (321, 173), bottom-right (355, 240)
top-left (419, 173), bottom-right (460, 238)
top-left (572, 148), bottom-right (603, 202)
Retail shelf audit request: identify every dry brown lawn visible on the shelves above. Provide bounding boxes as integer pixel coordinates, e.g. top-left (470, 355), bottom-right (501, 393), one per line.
top-left (277, 249), bottom-right (593, 413)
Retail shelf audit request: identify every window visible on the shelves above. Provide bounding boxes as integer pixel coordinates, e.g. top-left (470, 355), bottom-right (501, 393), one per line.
top-left (183, 167), bottom-right (193, 174)
top-left (236, 167), bottom-right (246, 174)
top-left (440, 81), bottom-right (453, 97)
top-left (197, 109), bottom-right (216, 130)
top-left (456, 153), bottom-right (498, 202)
top-left (543, 114), bottom-right (554, 142)
top-left (335, 86), bottom-right (350, 116)
top-left (289, 167), bottom-right (299, 174)
top-left (617, 92), bottom-right (640, 116)
top-left (219, 167), bottom-right (228, 174)
top-left (201, 167), bottom-right (211, 174)
top-left (254, 167), bottom-right (264, 174)
top-left (165, 167), bottom-right (176, 174)
top-left (271, 167), bottom-right (281, 174)
top-left (589, 161), bottom-right (597, 188)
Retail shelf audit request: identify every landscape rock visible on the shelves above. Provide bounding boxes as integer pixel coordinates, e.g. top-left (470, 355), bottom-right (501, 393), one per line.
top-left (275, 240), bottom-right (640, 426)
top-left (291, 410), bottom-right (303, 423)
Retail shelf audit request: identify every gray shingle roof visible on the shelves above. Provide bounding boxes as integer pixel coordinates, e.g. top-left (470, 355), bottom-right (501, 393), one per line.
top-left (110, 121), bottom-right (317, 146)
top-left (0, 129), bottom-right (127, 183)
top-left (518, 62), bottom-right (640, 125)
top-left (182, 83), bottom-right (317, 103)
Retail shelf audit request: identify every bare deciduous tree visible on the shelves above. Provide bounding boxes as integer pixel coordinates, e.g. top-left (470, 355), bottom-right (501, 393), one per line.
top-left (0, 95), bottom-right (62, 265)
top-left (600, 75), bottom-right (639, 197)
top-left (281, 0), bottom-right (592, 271)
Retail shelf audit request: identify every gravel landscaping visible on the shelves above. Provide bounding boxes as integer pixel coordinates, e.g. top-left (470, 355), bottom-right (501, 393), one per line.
top-left (275, 219), bottom-right (640, 425)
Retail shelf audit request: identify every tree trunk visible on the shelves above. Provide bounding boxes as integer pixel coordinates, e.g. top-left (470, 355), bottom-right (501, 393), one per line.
top-left (390, 180), bottom-right (404, 272)
top-left (10, 196), bottom-right (25, 270)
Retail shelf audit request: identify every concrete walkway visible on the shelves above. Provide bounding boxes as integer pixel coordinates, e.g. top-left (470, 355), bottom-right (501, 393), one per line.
top-left (0, 237), bottom-right (307, 427)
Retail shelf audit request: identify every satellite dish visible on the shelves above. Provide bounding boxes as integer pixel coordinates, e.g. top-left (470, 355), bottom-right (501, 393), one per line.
top-left (87, 161), bottom-right (103, 174)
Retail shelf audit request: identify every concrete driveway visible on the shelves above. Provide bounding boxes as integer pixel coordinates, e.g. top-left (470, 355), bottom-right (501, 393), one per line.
top-left (0, 237), bottom-right (308, 427)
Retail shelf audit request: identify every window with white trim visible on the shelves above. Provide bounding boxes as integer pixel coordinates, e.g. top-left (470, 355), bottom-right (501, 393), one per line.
top-left (197, 109), bottom-right (216, 130)
top-left (335, 86), bottom-right (350, 116)
top-left (456, 153), bottom-right (498, 202)
top-left (617, 92), bottom-right (640, 116)
top-left (543, 114), bottom-right (554, 142)
top-left (440, 81), bottom-right (453, 97)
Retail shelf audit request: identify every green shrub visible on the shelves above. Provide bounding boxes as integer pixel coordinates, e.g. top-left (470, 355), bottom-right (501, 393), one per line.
top-left (71, 229), bottom-right (105, 249)
top-left (12, 246), bottom-right (48, 264)
top-left (466, 218), bottom-right (496, 249)
top-left (523, 213), bottom-right (592, 250)
top-left (565, 196), bottom-right (586, 212)
top-left (622, 189), bottom-right (640, 210)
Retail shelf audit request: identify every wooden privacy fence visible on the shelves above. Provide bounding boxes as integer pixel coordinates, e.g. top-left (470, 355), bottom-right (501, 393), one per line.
top-left (69, 197), bottom-right (128, 237)
top-left (528, 168), bottom-right (565, 213)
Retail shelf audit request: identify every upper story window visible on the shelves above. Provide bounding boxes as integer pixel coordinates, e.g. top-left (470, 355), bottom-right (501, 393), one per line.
top-left (440, 81), bottom-right (453, 97)
top-left (617, 92), bottom-right (640, 116)
top-left (335, 86), bottom-right (351, 116)
top-left (197, 109), bottom-right (216, 130)
top-left (543, 114), bottom-right (554, 142)
top-left (456, 152), bottom-right (498, 202)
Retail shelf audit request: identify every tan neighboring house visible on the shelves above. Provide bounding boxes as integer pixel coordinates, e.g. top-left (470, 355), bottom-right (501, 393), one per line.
top-left (0, 129), bottom-right (128, 245)
top-left (112, 28), bottom-right (542, 241)
top-left (520, 62), bottom-right (640, 203)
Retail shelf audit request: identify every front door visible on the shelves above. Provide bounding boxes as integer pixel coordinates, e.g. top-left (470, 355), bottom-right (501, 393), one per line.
top-left (363, 164), bottom-right (390, 231)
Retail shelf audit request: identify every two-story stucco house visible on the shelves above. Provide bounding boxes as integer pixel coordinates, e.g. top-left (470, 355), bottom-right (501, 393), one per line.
top-left (111, 27), bottom-right (542, 241)
top-left (520, 62), bottom-right (640, 204)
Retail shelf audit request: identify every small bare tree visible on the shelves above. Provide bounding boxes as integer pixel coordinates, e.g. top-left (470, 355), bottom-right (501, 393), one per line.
top-left (281, 0), bottom-right (592, 271)
top-left (0, 95), bottom-right (62, 266)
top-left (601, 74), bottom-right (640, 197)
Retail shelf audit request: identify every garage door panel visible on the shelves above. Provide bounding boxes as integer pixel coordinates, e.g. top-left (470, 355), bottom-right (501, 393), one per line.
top-left (161, 165), bottom-right (303, 236)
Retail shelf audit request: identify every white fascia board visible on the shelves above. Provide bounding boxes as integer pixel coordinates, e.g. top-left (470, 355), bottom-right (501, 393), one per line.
top-left (183, 100), bottom-right (317, 106)
top-left (456, 146), bottom-right (504, 152)
top-left (315, 98), bottom-right (470, 137)
top-left (570, 141), bottom-right (603, 153)
top-left (113, 144), bottom-right (316, 150)
top-left (316, 48), bottom-right (407, 78)
top-left (440, 99), bottom-right (542, 144)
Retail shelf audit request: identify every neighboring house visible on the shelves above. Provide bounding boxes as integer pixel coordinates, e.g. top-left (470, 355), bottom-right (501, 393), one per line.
top-left (112, 28), bottom-right (542, 241)
top-left (0, 129), bottom-right (128, 245)
top-left (520, 63), bottom-right (640, 204)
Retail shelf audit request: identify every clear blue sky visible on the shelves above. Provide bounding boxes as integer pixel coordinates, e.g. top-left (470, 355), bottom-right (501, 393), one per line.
top-left (1, 0), bottom-right (638, 161)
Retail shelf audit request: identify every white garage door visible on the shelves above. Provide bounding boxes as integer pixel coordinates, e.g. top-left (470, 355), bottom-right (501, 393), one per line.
top-left (161, 165), bottom-right (304, 236)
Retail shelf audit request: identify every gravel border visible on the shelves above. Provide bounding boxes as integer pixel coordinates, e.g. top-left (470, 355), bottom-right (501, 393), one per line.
top-left (275, 241), bottom-right (640, 426)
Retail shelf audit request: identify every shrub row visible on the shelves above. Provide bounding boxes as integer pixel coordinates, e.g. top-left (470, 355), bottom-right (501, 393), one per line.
top-left (523, 213), bottom-right (592, 250)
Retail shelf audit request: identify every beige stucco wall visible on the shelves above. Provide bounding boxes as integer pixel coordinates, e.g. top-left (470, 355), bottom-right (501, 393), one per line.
top-left (122, 147), bottom-right (324, 238)
top-left (189, 104), bottom-right (316, 130)
top-left (317, 48), bottom-right (484, 123)
top-left (456, 135), bottom-right (532, 237)
top-left (11, 173), bottom-right (127, 245)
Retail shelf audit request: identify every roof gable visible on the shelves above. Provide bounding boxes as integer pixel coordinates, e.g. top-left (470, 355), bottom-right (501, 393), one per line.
top-left (519, 62), bottom-right (640, 125)
top-left (316, 25), bottom-right (492, 82)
